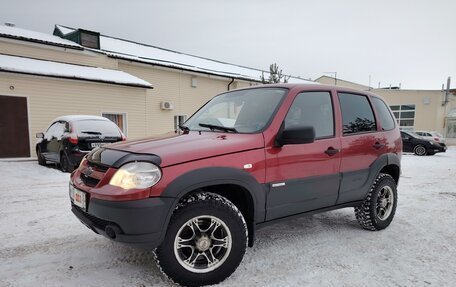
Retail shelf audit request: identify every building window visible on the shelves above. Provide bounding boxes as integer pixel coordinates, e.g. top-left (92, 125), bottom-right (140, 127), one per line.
top-left (390, 105), bottom-right (415, 131)
top-left (102, 113), bottom-right (127, 135)
top-left (174, 115), bottom-right (187, 131)
top-left (447, 118), bottom-right (456, 138)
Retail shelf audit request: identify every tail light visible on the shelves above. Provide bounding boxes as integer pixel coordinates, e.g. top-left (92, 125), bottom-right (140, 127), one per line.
top-left (68, 123), bottom-right (78, 144)
top-left (434, 137), bottom-right (440, 142)
top-left (69, 134), bottom-right (78, 144)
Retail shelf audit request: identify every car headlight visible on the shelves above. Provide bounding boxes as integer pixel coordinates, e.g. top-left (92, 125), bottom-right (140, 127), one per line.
top-left (78, 156), bottom-right (87, 169)
top-left (428, 141), bottom-right (434, 145)
top-left (109, 162), bottom-right (161, 190)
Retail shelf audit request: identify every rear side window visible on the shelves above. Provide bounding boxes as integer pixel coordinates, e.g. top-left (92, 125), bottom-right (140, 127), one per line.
top-left (371, 97), bottom-right (395, 131)
top-left (338, 93), bottom-right (376, 135)
top-left (285, 91), bottom-right (334, 138)
top-left (74, 120), bottom-right (121, 137)
top-left (45, 122), bottom-right (65, 140)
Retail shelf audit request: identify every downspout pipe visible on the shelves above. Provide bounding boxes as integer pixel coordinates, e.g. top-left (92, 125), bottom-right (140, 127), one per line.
top-left (227, 77), bottom-right (235, 91)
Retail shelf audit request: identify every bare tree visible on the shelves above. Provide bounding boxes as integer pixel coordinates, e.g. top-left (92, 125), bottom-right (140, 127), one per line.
top-left (260, 63), bottom-right (291, 84)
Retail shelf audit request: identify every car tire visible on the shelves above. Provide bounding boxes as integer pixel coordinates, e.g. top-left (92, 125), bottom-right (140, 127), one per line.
top-left (155, 193), bottom-right (247, 287)
top-left (37, 148), bottom-right (46, 166)
top-left (413, 144), bottom-right (427, 156)
top-left (60, 152), bottom-right (74, 173)
top-left (355, 173), bottom-right (397, 231)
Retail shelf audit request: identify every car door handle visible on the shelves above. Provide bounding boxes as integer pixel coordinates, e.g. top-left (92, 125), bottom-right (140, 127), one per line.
top-left (373, 142), bottom-right (385, 149)
top-left (324, 147), bottom-right (340, 156)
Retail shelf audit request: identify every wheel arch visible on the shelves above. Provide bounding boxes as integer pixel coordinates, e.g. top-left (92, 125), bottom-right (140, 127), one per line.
top-left (338, 153), bottom-right (401, 204)
top-left (381, 153), bottom-right (401, 184)
top-left (159, 167), bottom-right (266, 247)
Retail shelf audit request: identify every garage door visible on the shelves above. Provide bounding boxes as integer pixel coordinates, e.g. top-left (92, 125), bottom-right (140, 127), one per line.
top-left (0, 95), bottom-right (30, 158)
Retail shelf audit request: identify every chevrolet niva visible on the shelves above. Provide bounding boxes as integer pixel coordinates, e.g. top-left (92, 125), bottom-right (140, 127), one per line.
top-left (69, 84), bottom-right (401, 286)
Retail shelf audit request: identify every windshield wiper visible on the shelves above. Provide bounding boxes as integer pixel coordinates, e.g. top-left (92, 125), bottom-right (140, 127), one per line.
top-left (80, 131), bottom-right (102, 135)
top-left (198, 123), bottom-right (237, 133)
top-left (178, 125), bottom-right (190, 134)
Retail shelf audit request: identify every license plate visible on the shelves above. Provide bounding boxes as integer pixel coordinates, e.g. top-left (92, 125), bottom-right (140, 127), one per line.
top-left (70, 184), bottom-right (87, 210)
top-left (91, 142), bottom-right (106, 148)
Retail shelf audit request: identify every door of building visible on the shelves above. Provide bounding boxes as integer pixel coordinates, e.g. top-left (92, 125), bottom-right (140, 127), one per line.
top-left (0, 95), bottom-right (30, 158)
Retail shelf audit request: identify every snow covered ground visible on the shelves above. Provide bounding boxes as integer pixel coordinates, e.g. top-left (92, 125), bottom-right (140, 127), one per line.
top-left (1, 149), bottom-right (455, 287)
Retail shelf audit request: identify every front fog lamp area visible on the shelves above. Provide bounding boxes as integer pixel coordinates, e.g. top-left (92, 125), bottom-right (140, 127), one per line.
top-left (109, 162), bottom-right (161, 190)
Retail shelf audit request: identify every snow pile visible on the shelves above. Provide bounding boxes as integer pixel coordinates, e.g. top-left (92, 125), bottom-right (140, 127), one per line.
top-left (1, 149), bottom-right (455, 286)
top-left (0, 54), bottom-right (153, 88)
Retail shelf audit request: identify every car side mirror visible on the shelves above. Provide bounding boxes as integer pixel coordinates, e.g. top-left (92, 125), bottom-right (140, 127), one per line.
top-left (275, 125), bottom-right (315, 147)
top-left (36, 132), bottom-right (44, 139)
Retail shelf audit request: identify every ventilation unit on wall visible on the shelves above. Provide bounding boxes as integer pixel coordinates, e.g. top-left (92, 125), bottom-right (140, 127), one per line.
top-left (160, 101), bottom-right (174, 110)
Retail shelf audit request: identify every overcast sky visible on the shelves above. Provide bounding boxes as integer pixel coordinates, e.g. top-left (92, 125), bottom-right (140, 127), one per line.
top-left (1, 0), bottom-right (455, 89)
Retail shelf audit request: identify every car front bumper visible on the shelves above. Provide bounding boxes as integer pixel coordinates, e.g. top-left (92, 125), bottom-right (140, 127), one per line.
top-left (71, 196), bottom-right (174, 249)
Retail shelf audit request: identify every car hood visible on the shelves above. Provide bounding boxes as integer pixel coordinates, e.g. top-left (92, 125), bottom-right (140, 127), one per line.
top-left (106, 131), bottom-right (265, 167)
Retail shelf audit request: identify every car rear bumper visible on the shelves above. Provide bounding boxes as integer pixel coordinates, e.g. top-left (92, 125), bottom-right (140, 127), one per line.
top-left (71, 197), bottom-right (174, 249)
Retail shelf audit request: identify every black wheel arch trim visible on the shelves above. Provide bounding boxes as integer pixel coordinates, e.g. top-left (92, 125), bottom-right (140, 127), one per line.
top-left (337, 153), bottom-right (401, 204)
top-left (365, 152), bottom-right (401, 196)
top-left (159, 166), bottom-right (266, 247)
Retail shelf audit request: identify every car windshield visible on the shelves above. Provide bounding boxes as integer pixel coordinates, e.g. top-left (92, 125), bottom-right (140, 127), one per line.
top-left (184, 88), bottom-right (287, 133)
top-left (74, 120), bottom-right (121, 137)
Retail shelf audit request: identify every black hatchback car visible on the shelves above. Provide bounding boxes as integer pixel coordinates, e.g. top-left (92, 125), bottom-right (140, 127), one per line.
top-left (36, 115), bottom-right (125, 172)
top-left (401, 131), bottom-right (446, 156)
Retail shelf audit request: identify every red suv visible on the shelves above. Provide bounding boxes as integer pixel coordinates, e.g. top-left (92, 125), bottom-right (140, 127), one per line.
top-left (69, 84), bottom-right (402, 286)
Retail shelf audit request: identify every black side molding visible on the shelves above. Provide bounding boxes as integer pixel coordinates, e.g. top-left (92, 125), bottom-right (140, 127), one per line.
top-left (257, 201), bottom-right (363, 230)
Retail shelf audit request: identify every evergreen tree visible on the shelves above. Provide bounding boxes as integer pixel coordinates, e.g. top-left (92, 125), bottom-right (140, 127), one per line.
top-left (260, 63), bottom-right (291, 84)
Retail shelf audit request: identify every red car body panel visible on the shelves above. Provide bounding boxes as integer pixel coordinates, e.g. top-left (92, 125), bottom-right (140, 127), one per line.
top-left (107, 132), bottom-right (264, 168)
top-left (70, 84), bottom-right (402, 254)
top-left (72, 84), bottom-right (402, 203)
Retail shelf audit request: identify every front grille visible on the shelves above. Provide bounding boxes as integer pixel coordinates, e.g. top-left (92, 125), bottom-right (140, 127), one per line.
top-left (79, 160), bottom-right (109, 187)
top-left (88, 161), bottom-right (109, 172)
top-left (81, 174), bottom-right (100, 187)
top-left (73, 204), bottom-right (117, 231)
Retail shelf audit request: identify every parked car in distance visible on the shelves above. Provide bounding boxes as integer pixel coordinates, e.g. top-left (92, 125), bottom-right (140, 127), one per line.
top-left (401, 131), bottom-right (446, 156)
top-left (69, 84), bottom-right (402, 286)
top-left (36, 115), bottom-right (125, 172)
top-left (414, 130), bottom-right (447, 149)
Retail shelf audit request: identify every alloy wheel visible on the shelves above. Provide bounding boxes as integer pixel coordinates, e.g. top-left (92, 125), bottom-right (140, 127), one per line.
top-left (376, 186), bottom-right (394, 220)
top-left (174, 215), bottom-right (232, 273)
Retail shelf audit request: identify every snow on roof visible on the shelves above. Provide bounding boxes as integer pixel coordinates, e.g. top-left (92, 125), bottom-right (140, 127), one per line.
top-left (101, 36), bottom-right (314, 83)
top-left (0, 54), bottom-right (153, 88)
top-left (54, 25), bottom-right (314, 84)
top-left (0, 25), bottom-right (82, 49)
top-left (55, 25), bottom-right (75, 36)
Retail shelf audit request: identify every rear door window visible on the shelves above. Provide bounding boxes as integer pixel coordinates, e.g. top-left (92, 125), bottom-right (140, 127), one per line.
top-left (45, 122), bottom-right (65, 140)
top-left (338, 93), bottom-right (376, 135)
top-left (74, 120), bottom-right (121, 137)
